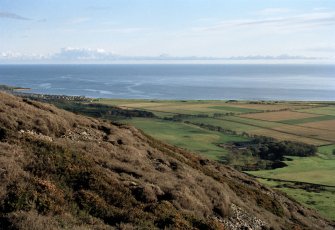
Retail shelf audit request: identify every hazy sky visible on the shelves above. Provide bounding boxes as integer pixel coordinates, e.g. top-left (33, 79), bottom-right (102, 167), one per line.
top-left (1, 0), bottom-right (334, 62)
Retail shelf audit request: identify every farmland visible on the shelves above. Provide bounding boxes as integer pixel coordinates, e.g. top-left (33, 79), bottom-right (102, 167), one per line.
top-left (97, 98), bottom-right (335, 220)
top-left (298, 106), bottom-right (335, 116)
top-left (240, 110), bottom-right (321, 121)
top-left (302, 120), bottom-right (335, 131)
top-left (99, 99), bottom-right (335, 145)
top-left (121, 118), bottom-right (247, 160)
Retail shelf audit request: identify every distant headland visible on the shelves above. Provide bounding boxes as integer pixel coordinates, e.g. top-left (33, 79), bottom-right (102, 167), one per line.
top-left (0, 84), bottom-right (31, 91)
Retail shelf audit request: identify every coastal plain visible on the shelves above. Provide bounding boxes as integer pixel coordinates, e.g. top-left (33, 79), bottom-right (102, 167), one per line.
top-left (98, 99), bottom-right (335, 145)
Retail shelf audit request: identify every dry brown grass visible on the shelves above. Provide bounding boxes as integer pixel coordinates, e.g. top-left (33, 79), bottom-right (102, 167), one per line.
top-left (302, 120), bottom-right (335, 131)
top-left (272, 125), bottom-right (335, 143)
top-left (224, 103), bottom-right (312, 111)
top-left (240, 111), bottom-right (320, 121)
top-left (116, 101), bottom-right (312, 112)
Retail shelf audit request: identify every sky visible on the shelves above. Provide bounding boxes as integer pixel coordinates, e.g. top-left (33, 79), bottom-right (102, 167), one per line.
top-left (0, 0), bottom-right (334, 63)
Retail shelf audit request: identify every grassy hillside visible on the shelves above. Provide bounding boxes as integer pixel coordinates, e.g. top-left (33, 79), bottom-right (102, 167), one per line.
top-left (247, 145), bottom-right (335, 220)
top-left (0, 92), bottom-right (334, 229)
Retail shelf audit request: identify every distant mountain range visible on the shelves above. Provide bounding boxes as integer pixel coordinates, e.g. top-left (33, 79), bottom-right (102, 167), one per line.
top-left (0, 47), bottom-right (329, 64)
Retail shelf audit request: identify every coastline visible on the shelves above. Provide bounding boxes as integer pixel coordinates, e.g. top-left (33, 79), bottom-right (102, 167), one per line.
top-left (0, 84), bottom-right (31, 91)
top-left (1, 84), bottom-right (334, 104)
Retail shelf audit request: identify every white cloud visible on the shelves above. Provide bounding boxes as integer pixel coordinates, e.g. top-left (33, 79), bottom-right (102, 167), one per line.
top-left (52, 47), bottom-right (118, 60)
top-left (1, 51), bottom-right (22, 58)
top-left (193, 11), bottom-right (335, 33)
top-left (0, 51), bottom-right (46, 60)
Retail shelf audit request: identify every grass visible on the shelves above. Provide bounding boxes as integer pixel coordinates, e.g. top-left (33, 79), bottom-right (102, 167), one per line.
top-left (96, 98), bottom-right (335, 146)
top-left (226, 116), bottom-right (281, 128)
top-left (256, 178), bottom-right (335, 221)
top-left (99, 98), bottom-right (335, 145)
top-left (240, 111), bottom-right (320, 122)
top-left (120, 118), bottom-right (248, 160)
top-left (297, 106), bottom-right (335, 116)
top-left (280, 115), bottom-right (335, 125)
top-left (98, 98), bottom-right (335, 148)
top-left (183, 116), bottom-right (329, 145)
top-left (300, 120), bottom-right (335, 132)
top-left (280, 187), bottom-right (335, 221)
top-left (318, 145), bottom-right (335, 156)
top-left (248, 151), bottom-right (335, 187)
top-left (248, 145), bottom-right (335, 221)
top-left (207, 106), bottom-right (260, 113)
top-left (182, 117), bottom-right (258, 132)
top-left (100, 99), bottom-right (261, 116)
top-left (271, 125), bottom-right (335, 144)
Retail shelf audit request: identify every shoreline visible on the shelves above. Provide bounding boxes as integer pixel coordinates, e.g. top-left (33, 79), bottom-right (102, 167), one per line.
top-left (5, 90), bottom-right (335, 104)
top-left (0, 84), bottom-right (31, 91)
top-left (1, 84), bottom-right (334, 103)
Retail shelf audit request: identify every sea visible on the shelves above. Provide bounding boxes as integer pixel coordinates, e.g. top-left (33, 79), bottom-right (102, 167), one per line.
top-left (0, 64), bottom-right (334, 101)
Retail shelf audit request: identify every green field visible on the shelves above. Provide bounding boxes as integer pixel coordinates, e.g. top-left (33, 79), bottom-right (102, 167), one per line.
top-left (122, 118), bottom-right (248, 160)
top-left (298, 106), bottom-right (335, 116)
top-left (319, 144), bottom-right (335, 156)
top-left (280, 115), bottom-right (335, 125)
top-left (225, 116), bottom-right (282, 128)
top-left (257, 178), bottom-right (335, 221)
top-left (99, 99), bottom-right (335, 144)
top-left (97, 99), bottom-right (335, 220)
top-left (248, 154), bottom-right (335, 186)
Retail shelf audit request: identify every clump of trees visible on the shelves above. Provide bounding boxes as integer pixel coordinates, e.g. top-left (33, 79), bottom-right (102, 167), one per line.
top-left (184, 121), bottom-right (238, 136)
top-left (51, 102), bottom-right (155, 119)
top-left (236, 136), bottom-right (317, 161)
top-left (163, 114), bottom-right (209, 122)
top-left (223, 137), bottom-right (317, 171)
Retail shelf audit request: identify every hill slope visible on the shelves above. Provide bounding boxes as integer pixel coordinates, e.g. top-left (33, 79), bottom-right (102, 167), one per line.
top-left (0, 92), bottom-right (333, 230)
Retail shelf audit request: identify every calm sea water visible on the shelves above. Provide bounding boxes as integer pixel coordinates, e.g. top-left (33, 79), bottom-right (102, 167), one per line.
top-left (0, 64), bottom-right (334, 100)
